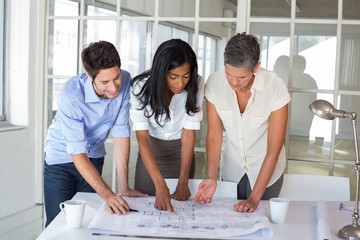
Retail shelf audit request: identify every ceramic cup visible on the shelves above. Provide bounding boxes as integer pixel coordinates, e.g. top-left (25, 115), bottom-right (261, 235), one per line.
top-left (269, 197), bottom-right (289, 224)
top-left (59, 200), bottom-right (86, 228)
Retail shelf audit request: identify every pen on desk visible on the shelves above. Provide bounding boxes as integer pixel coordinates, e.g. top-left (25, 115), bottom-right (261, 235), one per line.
top-left (129, 208), bottom-right (139, 212)
top-left (339, 203), bottom-right (353, 213)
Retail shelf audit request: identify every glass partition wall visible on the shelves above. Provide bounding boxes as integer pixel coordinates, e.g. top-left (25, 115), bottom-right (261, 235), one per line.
top-left (250, 0), bottom-right (360, 199)
top-left (46, 0), bottom-right (237, 188)
top-left (46, 0), bottom-right (360, 199)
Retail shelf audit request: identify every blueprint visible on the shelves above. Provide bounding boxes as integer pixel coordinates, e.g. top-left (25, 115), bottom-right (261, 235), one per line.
top-left (88, 197), bottom-right (273, 238)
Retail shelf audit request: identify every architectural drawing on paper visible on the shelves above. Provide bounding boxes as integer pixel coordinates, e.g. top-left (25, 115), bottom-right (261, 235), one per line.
top-left (88, 197), bottom-right (273, 238)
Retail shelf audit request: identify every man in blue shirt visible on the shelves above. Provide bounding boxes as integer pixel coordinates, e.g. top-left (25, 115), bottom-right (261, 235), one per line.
top-left (43, 40), bottom-right (146, 227)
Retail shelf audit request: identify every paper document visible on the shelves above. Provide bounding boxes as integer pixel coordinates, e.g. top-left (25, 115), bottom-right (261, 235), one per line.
top-left (316, 200), bottom-right (331, 240)
top-left (88, 197), bottom-right (273, 238)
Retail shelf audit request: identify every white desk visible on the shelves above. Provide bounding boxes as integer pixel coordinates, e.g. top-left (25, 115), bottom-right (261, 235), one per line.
top-left (36, 192), bottom-right (351, 240)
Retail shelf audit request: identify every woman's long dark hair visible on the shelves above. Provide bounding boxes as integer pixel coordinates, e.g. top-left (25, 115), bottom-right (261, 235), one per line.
top-left (131, 39), bottom-right (199, 127)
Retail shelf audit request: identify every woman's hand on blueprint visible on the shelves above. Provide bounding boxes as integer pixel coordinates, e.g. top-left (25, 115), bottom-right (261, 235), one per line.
top-left (193, 178), bottom-right (217, 204)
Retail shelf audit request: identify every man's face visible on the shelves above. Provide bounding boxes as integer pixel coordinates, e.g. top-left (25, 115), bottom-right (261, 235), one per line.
top-left (90, 66), bottom-right (121, 99)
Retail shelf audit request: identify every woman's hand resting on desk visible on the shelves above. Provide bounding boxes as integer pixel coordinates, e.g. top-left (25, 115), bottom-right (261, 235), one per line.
top-left (234, 198), bottom-right (258, 213)
top-left (194, 178), bottom-right (217, 204)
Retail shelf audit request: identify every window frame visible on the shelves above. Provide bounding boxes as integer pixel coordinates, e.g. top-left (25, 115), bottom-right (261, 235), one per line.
top-left (47, 0), bottom-right (220, 115)
top-left (0, 0), bottom-right (5, 122)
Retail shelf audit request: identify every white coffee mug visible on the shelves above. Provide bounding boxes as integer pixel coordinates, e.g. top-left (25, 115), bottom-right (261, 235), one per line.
top-left (59, 200), bottom-right (86, 228)
top-left (269, 197), bottom-right (289, 224)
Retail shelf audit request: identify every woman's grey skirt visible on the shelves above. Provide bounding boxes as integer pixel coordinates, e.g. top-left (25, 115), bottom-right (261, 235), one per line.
top-left (134, 135), bottom-right (195, 195)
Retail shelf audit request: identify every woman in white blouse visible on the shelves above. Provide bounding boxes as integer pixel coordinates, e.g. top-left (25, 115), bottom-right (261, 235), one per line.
top-left (194, 33), bottom-right (291, 212)
top-left (130, 39), bottom-right (204, 213)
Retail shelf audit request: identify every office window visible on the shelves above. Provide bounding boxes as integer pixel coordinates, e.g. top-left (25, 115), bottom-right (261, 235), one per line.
top-left (0, 0), bottom-right (4, 121)
top-left (198, 35), bottom-right (217, 81)
top-left (47, 0), bottom-right (220, 114)
top-left (46, 0), bottom-right (236, 193)
top-left (250, 0), bottom-right (360, 200)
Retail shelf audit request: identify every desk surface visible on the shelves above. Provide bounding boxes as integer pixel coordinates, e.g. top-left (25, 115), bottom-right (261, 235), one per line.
top-left (36, 192), bottom-right (351, 240)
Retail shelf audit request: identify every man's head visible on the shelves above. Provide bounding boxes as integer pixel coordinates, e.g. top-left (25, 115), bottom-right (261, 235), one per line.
top-left (81, 40), bottom-right (121, 80)
top-left (82, 41), bottom-right (122, 99)
top-left (224, 32), bottom-right (260, 71)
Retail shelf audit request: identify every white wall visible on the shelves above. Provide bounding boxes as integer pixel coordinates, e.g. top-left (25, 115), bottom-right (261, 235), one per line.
top-left (0, 0), bottom-right (45, 239)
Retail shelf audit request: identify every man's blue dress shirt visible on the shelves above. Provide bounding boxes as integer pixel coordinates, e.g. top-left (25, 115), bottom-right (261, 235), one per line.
top-left (44, 70), bottom-right (131, 165)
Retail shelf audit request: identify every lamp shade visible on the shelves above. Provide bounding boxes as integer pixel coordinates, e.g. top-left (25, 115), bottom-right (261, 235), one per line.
top-left (309, 99), bottom-right (348, 120)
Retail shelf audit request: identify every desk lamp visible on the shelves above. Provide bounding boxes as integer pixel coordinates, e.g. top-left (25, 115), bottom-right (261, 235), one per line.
top-left (309, 99), bottom-right (360, 239)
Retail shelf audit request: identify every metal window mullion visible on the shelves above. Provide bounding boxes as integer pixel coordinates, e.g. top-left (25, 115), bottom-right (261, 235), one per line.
top-left (238, 0), bottom-right (249, 33)
top-left (192, 0), bottom-right (199, 54)
top-left (283, 0), bottom-right (297, 172)
top-left (327, 0), bottom-right (344, 176)
top-left (111, 0), bottom-right (121, 193)
top-left (0, 0), bottom-right (4, 119)
top-left (78, 0), bottom-right (85, 74)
